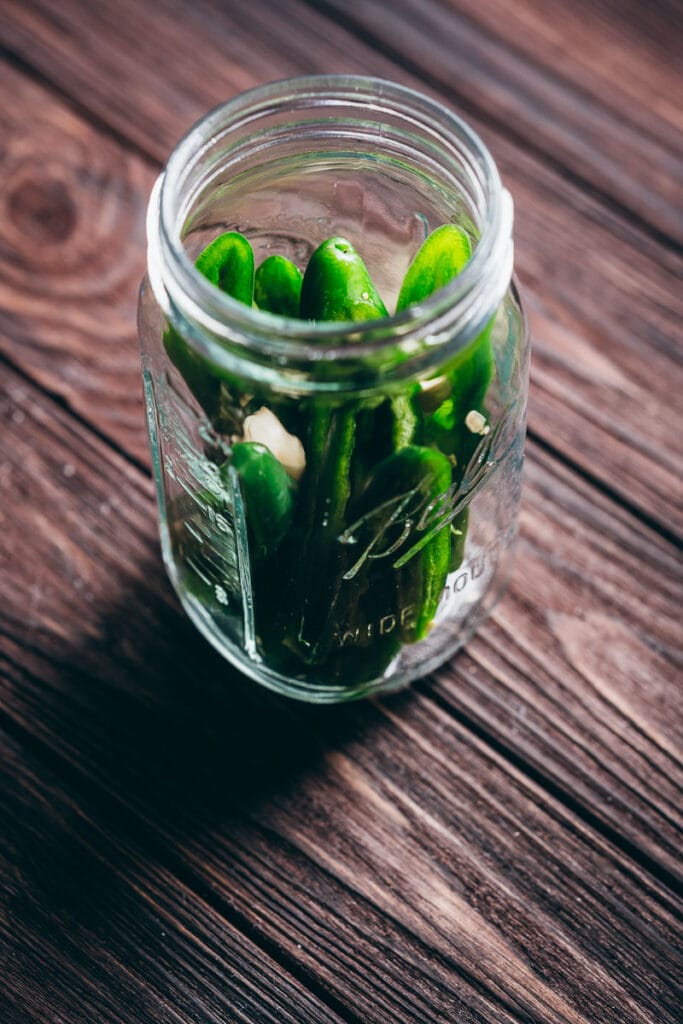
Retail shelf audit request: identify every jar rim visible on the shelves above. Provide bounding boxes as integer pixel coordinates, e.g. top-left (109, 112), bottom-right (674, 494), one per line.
top-left (150, 74), bottom-right (513, 368)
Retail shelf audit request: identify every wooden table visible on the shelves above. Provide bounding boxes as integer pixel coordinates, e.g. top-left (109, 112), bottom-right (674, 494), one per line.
top-left (1, 2), bottom-right (681, 1021)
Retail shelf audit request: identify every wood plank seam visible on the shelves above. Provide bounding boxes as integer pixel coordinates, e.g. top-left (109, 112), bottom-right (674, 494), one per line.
top-left (336, 719), bottom-right (681, 996)
top-left (246, 819), bottom-right (546, 1024)
top-left (529, 432), bottom-right (683, 550)
top-left (420, 684), bottom-right (682, 895)
top-left (465, 635), bottom-right (683, 820)
top-left (0, 349), bottom-right (152, 479)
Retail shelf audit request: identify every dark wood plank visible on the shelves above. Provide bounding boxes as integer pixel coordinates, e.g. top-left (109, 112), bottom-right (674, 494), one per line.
top-left (0, 731), bottom-right (351, 1024)
top-left (4, 0), bottom-right (680, 245)
top-left (1, 3), bottom-right (680, 1020)
top-left (318, 0), bottom-right (683, 244)
top-left (1, 70), bottom-right (680, 875)
top-left (433, 439), bottom-right (683, 878)
top-left (441, 0), bottom-right (683, 154)
top-left (1, 3), bottom-right (682, 538)
top-left (1, 355), bottom-right (681, 1022)
top-left (0, 44), bottom-right (680, 875)
top-left (0, 369), bottom-right (513, 1024)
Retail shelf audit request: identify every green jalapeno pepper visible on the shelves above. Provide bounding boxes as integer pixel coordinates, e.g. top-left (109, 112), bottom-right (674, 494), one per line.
top-left (353, 444), bottom-right (452, 642)
top-left (300, 237), bottom-right (388, 323)
top-left (397, 225), bottom-right (493, 462)
top-left (195, 231), bottom-right (255, 305)
top-left (254, 254), bottom-right (303, 317)
top-left (397, 224), bottom-right (495, 567)
top-left (283, 237), bottom-right (389, 660)
top-left (420, 321), bottom-right (495, 460)
top-left (164, 231), bottom-right (255, 415)
top-left (299, 238), bottom-right (389, 542)
top-left (225, 442), bottom-right (294, 563)
top-left (396, 224), bottom-right (472, 313)
top-left (177, 440), bottom-right (295, 624)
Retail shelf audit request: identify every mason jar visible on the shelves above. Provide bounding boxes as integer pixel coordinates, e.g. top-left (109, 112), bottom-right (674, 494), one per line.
top-left (138, 75), bottom-right (529, 703)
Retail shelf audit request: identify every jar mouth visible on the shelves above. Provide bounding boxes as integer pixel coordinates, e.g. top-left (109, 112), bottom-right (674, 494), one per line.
top-left (150, 75), bottom-right (513, 370)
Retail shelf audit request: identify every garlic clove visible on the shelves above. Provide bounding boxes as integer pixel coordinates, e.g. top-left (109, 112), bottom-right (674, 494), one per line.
top-left (464, 409), bottom-right (490, 435)
top-left (242, 406), bottom-right (306, 480)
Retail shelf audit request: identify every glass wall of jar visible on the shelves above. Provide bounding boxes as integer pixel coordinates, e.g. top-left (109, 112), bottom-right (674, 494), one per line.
top-left (138, 76), bottom-right (530, 702)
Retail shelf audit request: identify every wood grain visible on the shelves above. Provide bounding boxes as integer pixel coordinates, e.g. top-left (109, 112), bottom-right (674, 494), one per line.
top-left (0, 731), bottom-right (351, 1024)
top-left (1, 2), bottom-right (682, 1019)
top-left (4, 0), bottom-right (681, 244)
top-left (0, 61), bottom-right (153, 466)
top-left (1, 1), bottom-right (682, 538)
top-left (434, 439), bottom-right (683, 878)
top-left (318, 0), bottom-right (683, 244)
top-left (1, 236), bottom-right (680, 882)
top-left (0, 356), bottom-right (680, 1022)
top-left (0, 25), bottom-right (679, 873)
top-left (441, 0), bottom-right (683, 151)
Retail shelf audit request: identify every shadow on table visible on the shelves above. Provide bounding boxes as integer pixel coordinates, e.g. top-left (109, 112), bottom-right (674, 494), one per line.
top-left (3, 544), bottom-right (422, 976)
top-left (5, 547), bottom-right (416, 1015)
top-left (23, 549), bottom-right (407, 831)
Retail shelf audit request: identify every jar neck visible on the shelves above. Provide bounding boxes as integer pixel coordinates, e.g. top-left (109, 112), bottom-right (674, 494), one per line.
top-left (147, 76), bottom-right (514, 392)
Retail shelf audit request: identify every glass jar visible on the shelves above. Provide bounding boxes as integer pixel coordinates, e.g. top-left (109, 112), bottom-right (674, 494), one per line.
top-left (138, 75), bottom-right (529, 703)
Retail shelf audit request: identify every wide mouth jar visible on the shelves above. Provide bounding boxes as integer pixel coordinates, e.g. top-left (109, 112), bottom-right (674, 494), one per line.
top-left (140, 75), bottom-right (528, 702)
top-left (148, 75), bottom-right (514, 392)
